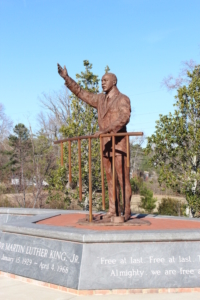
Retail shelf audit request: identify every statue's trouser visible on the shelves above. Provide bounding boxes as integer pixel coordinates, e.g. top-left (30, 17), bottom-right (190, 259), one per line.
top-left (103, 154), bottom-right (132, 217)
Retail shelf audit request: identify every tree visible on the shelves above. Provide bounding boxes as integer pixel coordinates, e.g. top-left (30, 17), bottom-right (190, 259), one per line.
top-left (29, 127), bottom-right (57, 208)
top-left (2, 122), bottom-right (58, 208)
top-left (162, 60), bottom-right (197, 91)
top-left (38, 86), bottom-right (70, 142)
top-left (129, 135), bottom-right (154, 176)
top-left (0, 103), bottom-right (12, 145)
top-left (130, 137), bottom-right (145, 175)
top-left (105, 65), bottom-right (110, 73)
top-left (48, 60), bottom-right (104, 208)
top-left (0, 104), bottom-right (12, 181)
top-left (61, 60), bottom-right (101, 194)
top-left (3, 123), bottom-right (31, 207)
top-left (146, 65), bottom-right (200, 215)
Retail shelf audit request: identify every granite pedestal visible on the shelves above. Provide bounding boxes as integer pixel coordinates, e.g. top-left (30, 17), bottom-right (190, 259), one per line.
top-left (1, 208), bottom-right (200, 291)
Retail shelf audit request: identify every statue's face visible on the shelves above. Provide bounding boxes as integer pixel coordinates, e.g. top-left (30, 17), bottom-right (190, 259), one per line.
top-left (101, 74), bottom-right (116, 93)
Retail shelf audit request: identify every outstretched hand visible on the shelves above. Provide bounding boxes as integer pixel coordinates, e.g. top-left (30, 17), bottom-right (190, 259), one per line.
top-left (57, 63), bottom-right (68, 79)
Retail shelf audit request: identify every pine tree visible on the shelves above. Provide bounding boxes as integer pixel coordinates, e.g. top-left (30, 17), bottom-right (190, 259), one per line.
top-left (105, 65), bottom-right (110, 73)
top-left (2, 124), bottom-right (31, 206)
top-left (8, 124), bottom-right (31, 186)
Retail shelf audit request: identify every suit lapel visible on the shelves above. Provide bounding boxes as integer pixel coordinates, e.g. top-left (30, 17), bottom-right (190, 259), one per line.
top-left (105, 94), bottom-right (118, 113)
top-left (100, 93), bottom-right (119, 119)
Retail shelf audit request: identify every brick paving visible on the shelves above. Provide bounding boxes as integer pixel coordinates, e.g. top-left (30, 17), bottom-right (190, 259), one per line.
top-left (37, 213), bottom-right (200, 231)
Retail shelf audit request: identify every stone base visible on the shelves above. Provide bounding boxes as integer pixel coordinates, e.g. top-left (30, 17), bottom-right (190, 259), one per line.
top-left (1, 209), bottom-right (200, 291)
top-left (1, 271), bottom-right (200, 295)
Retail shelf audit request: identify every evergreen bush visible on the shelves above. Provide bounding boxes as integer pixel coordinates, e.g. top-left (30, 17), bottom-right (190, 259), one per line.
top-left (139, 187), bottom-right (157, 213)
top-left (130, 177), bottom-right (143, 194)
top-left (157, 197), bottom-right (186, 216)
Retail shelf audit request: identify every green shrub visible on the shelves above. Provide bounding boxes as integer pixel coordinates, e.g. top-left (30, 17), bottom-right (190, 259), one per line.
top-left (157, 197), bottom-right (186, 216)
top-left (139, 187), bottom-right (157, 213)
top-left (130, 177), bottom-right (143, 194)
top-left (46, 190), bottom-right (71, 210)
top-left (185, 193), bottom-right (200, 217)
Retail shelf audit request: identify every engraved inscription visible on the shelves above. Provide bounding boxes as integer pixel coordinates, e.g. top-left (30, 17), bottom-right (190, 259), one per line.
top-left (96, 253), bottom-right (200, 281)
top-left (0, 233), bottom-right (82, 289)
top-left (79, 242), bottom-right (200, 290)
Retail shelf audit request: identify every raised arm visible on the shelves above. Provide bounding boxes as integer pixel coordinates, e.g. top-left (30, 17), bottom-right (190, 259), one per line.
top-left (57, 64), bottom-right (98, 109)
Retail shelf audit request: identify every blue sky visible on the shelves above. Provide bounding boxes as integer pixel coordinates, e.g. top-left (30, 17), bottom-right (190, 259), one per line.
top-left (0, 0), bottom-right (199, 141)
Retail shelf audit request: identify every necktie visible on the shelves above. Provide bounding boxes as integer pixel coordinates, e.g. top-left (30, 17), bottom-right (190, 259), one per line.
top-left (105, 95), bottom-right (109, 109)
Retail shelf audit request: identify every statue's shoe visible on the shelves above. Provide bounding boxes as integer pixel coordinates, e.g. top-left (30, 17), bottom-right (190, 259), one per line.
top-left (102, 212), bottom-right (116, 219)
top-left (124, 214), bottom-right (131, 222)
top-left (95, 212), bottom-right (116, 221)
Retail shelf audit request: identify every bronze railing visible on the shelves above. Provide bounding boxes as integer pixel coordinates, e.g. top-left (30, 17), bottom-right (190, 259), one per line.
top-left (54, 132), bottom-right (143, 222)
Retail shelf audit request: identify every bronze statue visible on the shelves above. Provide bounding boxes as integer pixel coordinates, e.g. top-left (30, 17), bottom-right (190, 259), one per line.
top-left (57, 64), bottom-right (132, 221)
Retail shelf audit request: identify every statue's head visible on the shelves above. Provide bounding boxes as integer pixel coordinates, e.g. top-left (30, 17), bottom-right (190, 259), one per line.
top-left (101, 73), bottom-right (117, 93)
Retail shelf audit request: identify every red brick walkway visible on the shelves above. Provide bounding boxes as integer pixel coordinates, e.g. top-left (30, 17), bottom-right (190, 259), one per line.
top-left (37, 214), bottom-right (200, 231)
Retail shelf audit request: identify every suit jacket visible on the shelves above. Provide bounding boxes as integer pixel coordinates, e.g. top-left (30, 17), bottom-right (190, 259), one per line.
top-left (65, 75), bottom-right (131, 157)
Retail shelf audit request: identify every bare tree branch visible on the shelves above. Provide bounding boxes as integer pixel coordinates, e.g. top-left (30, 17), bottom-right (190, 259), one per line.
top-left (0, 103), bottom-right (12, 147)
top-left (38, 86), bottom-right (71, 141)
top-left (162, 60), bottom-right (196, 91)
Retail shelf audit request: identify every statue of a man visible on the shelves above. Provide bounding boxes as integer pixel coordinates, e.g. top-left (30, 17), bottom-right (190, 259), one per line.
top-left (57, 64), bottom-right (132, 221)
